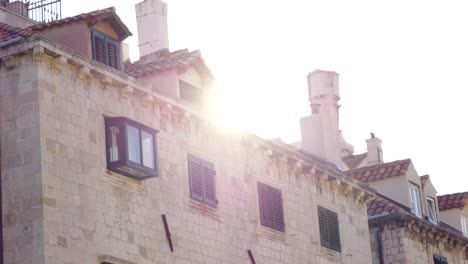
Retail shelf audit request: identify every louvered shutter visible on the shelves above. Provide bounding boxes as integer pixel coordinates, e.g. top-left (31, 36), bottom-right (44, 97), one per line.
top-left (271, 188), bottom-right (285, 231)
top-left (92, 30), bottom-right (107, 65)
top-left (328, 211), bottom-right (341, 252)
top-left (318, 206), bottom-right (331, 248)
top-left (188, 155), bottom-right (204, 201)
top-left (258, 182), bottom-right (274, 229)
top-left (107, 39), bottom-right (119, 70)
top-left (202, 160), bottom-right (217, 207)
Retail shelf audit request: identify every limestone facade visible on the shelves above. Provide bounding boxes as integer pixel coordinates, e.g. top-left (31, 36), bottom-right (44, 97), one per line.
top-left (0, 37), bottom-right (374, 264)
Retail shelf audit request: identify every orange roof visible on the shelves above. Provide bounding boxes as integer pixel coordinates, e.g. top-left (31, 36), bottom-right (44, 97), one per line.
top-left (345, 159), bottom-right (411, 183)
top-left (438, 192), bottom-right (468, 211)
top-left (26, 7), bottom-right (131, 40)
top-left (0, 22), bottom-right (34, 43)
top-left (125, 49), bottom-right (213, 79)
top-left (367, 194), bottom-right (410, 216)
top-left (342, 153), bottom-right (367, 169)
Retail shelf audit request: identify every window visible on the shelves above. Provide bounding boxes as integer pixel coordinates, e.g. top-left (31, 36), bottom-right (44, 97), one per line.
top-left (409, 184), bottom-right (422, 217)
top-left (91, 28), bottom-right (120, 70)
top-left (427, 197), bottom-right (437, 224)
top-left (462, 215), bottom-right (468, 237)
top-left (433, 255), bottom-right (448, 264)
top-left (179, 80), bottom-right (202, 104)
top-left (187, 154), bottom-right (217, 207)
top-left (318, 206), bottom-right (341, 252)
top-left (257, 182), bottom-right (285, 232)
top-left (105, 117), bottom-right (158, 180)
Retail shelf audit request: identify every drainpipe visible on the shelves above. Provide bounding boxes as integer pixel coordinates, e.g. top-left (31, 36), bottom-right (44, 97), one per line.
top-left (377, 225), bottom-right (385, 264)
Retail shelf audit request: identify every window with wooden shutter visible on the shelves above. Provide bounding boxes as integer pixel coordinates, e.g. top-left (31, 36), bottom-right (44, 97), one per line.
top-left (91, 28), bottom-right (120, 70)
top-left (188, 154), bottom-right (217, 207)
top-left (258, 182), bottom-right (285, 232)
top-left (318, 206), bottom-right (341, 252)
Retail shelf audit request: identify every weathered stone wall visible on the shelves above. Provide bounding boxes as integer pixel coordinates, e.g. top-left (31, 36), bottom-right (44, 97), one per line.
top-left (0, 54), bottom-right (45, 264)
top-left (370, 222), bottom-right (468, 264)
top-left (3, 43), bottom-right (373, 264)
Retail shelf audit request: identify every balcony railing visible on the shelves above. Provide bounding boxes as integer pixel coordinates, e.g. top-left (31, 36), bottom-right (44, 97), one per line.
top-left (1, 0), bottom-right (61, 23)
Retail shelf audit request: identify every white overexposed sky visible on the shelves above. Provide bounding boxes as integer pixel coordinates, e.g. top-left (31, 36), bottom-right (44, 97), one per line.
top-left (64, 0), bottom-right (468, 194)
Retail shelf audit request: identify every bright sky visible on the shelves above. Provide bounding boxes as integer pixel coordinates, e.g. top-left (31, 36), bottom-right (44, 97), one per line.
top-left (64, 0), bottom-right (468, 194)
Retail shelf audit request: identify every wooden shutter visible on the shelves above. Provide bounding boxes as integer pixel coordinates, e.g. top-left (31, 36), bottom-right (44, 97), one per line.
top-left (271, 187), bottom-right (285, 231)
top-left (258, 182), bottom-right (273, 228)
top-left (188, 155), bottom-right (204, 201)
top-left (107, 39), bottom-right (119, 70)
top-left (92, 30), bottom-right (107, 65)
top-left (318, 206), bottom-right (331, 248)
top-left (328, 211), bottom-right (341, 252)
top-left (202, 160), bottom-right (217, 207)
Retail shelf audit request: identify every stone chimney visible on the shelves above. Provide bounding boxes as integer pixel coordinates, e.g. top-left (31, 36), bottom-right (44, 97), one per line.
top-left (366, 133), bottom-right (383, 165)
top-left (300, 70), bottom-right (352, 169)
top-left (135, 0), bottom-right (169, 58)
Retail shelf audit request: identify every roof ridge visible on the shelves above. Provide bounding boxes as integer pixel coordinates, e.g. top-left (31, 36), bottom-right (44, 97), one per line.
top-left (346, 158), bottom-right (411, 173)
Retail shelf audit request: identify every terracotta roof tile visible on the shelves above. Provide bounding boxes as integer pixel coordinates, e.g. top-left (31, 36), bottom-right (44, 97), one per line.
top-left (26, 7), bottom-right (131, 39)
top-left (345, 159), bottom-right (411, 183)
top-left (0, 22), bottom-right (35, 43)
top-left (367, 194), bottom-right (410, 216)
top-left (438, 192), bottom-right (468, 211)
top-left (342, 153), bottom-right (367, 169)
top-left (125, 49), bottom-right (210, 78)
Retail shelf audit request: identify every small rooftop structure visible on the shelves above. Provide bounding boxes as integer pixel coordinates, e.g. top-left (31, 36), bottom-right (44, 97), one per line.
top-left (0, 0), bottom-right (61, 23)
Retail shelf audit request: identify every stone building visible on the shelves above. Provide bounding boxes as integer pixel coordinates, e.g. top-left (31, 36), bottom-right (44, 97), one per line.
top-left (0, 1), bottom-right (375, 263)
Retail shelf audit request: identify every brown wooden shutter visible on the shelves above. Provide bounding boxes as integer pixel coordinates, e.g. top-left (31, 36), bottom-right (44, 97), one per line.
top-left (328, 211), bottom-right (341, 252)
top-left (271, 187), bottom-right (285, 231)
top-left (202, 160), bottom-right (217, 207)
top-left (258, 182), bottom-right (274, 228)
top-left (93, 33), bottom-right (106, 65)
top-left (107, 40), bottom-right (119, 70)
top-left (188, 155), bottom-right (204, 201)
top-left (318, 206), bottom-right (331, 248)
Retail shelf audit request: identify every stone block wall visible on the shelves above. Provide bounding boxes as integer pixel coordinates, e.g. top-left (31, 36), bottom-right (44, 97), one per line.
top-left (2, 43), bottom-right (373, 264)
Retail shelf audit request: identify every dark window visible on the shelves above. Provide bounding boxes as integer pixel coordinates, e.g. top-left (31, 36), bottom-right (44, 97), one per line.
top-left (91, 28), bottom-right (120, 70)
top-left (318, 206), bottom-right (341, 252)
top-left (179, 80), bottom-right (202, 104)
top-left (433, 255), bottom-right (448, 264)
top-left (257, 182), bottom-right (285, 232)
top-left (105, 117), bottom-right (158, 180)
top-left (188, 154), bottom-right (217, 207)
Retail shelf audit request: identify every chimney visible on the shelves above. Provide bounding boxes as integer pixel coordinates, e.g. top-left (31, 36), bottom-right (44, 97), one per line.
top-left (366, 133), bottom-right (383, 165)
top-left (300, 70), bottom-right (352, 169)
top-left (135, 0), bottom-right (169, 58)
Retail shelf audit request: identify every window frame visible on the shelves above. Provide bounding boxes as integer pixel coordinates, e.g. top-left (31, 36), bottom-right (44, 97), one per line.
top-left (257, 182), bottom-right (285, 232)
top-left (187, 154), bottom-right (218, 207)
top-left (318, 206), bottom-right (341, 252)
top-left (179, 80), bottom-right (202, 104)
top-left (462, 215), bottom-right (468, 237)
top-left (409, 183), bottom-right (422, 218)
top-left (426, 197), bottom-right (438, 224)
top-left (91, 28), bottom-right (120, 70)
top-left (105, 117), bottom-right (158, 180)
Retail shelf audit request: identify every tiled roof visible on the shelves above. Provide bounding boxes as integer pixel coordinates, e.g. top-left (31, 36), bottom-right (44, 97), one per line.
top-left (125, 49), bottom-right (212, 79)
top-left (345, 159), bottom-right (411, 183)
top-left (342, 153), bottom-right (367, 169)
top-left (26, 7), bottom-right (131, 40)
top-left (438, 192), bottom-right (468, 211)
top-left (0, 22), bottom-right (35, 43)
top-left (367, 194), bottom-right (410, 216)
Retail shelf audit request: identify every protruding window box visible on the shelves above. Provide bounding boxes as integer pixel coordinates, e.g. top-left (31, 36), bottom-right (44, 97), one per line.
top-left (105, 117), bottom-right (158, 180)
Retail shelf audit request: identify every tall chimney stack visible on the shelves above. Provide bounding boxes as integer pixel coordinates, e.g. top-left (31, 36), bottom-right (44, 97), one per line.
top-left (300, 70), bottom-right (351, 169)
top-left (366, 133), bottom-right (383, 165)
top-left (136, 0), bottom-right (169, 57)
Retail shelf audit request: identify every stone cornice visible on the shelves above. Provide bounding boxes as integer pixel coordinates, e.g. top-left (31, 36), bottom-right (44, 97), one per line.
top-left (369, 213), bottom-right (468, 248)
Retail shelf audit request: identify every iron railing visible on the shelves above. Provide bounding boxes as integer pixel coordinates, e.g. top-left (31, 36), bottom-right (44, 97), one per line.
top-left (1, 0), bottom-right (62, 23)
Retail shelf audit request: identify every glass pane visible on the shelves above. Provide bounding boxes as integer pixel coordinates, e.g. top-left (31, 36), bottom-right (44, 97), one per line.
top-left (126, 125), bottom-right (141, 164)
top-left (141, 130), bottom-right (155, 169)
top-left (109, 126), bottom-right (120, 162)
